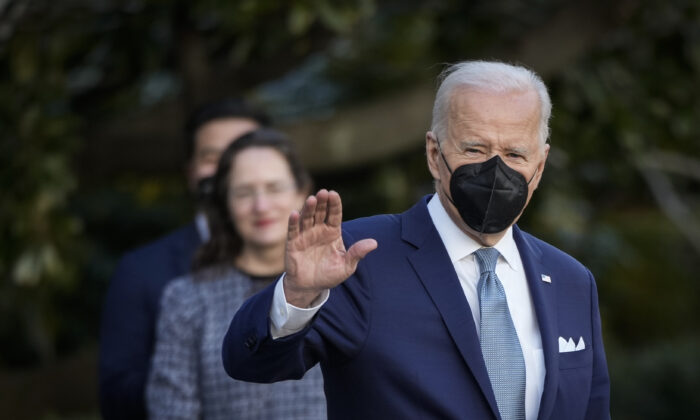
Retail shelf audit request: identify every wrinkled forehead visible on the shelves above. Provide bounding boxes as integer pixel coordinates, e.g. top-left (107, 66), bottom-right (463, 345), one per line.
top-left (445, 87), bottom-right (542, 139)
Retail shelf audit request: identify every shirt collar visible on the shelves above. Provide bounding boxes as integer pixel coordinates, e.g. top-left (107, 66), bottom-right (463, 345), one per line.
top-left (426, 194), bottom-right (522, 272)
top-left (195, 211), bottom-right (210, 243)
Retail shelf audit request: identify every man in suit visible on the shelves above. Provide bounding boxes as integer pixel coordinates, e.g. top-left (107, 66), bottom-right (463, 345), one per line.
top-left (223, 61), bottom-right (610, 419)
top-left (99, 98), bottom-right (268, 420)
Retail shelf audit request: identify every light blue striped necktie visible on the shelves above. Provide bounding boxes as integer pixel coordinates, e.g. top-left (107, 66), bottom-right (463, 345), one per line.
top-left (475, 247), bottom-right (526, 420)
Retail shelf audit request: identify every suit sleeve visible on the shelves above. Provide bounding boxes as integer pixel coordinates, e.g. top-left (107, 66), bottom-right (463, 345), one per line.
top-left (98, 257), bottom-right (151, 420)
top-left (223, 230), bottom-right (372, 383)
top-left (584, 270), bottom-right (611, 420)
top-left (146, 280), bottom-right (203, 419)
top-left (222, 281), bottom-right (314, 382)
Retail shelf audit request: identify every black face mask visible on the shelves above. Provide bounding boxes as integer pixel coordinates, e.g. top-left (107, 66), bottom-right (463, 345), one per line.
top-left (439, 150), bottom-right (537, 234)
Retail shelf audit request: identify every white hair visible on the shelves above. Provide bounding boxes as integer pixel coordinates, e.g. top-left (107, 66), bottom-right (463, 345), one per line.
top-left (430, 60), bottom-right (552, 145)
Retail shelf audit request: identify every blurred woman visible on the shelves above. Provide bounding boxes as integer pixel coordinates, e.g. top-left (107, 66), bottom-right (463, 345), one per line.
top-left (146, 129), bottom-right (326, 419)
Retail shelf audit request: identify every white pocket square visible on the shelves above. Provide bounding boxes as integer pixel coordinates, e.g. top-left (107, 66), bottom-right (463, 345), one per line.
top-left (558, 336), bottom-right (585, 353)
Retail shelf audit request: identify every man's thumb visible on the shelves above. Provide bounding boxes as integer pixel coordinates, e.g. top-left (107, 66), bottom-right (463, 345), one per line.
top-left (346, 239), bottom-right (378, 265)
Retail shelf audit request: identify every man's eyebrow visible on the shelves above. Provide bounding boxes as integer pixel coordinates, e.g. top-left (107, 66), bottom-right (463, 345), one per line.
top-left (505, 145), bottom-right (530, 155)
top-left (458, 139), bottom-right (486, 148)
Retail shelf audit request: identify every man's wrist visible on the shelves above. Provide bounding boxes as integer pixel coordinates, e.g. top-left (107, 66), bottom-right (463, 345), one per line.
top-left (271, 276), bottom-right (329, 339)
top-left (283, 275), bottom-right (325, 308)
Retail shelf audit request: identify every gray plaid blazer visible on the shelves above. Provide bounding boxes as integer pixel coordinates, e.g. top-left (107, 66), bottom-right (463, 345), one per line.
top-left (146, 268), bottom-right (326, 420)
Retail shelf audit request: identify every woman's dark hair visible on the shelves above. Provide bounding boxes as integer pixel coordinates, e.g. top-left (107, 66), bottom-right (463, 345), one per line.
top-left (193, 128), bottom-right (312, 271)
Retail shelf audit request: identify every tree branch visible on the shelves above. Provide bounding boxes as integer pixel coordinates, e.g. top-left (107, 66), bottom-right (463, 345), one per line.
top-left (636, 152), bottom-right (700, 255)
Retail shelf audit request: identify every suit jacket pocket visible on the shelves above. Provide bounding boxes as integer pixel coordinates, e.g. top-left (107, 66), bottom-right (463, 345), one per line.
top-left (558, 348), bottom-right (592, 370)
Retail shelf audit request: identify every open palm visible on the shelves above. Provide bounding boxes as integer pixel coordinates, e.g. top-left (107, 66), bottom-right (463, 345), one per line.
top-left (284, 189), bottom-right (377, 307)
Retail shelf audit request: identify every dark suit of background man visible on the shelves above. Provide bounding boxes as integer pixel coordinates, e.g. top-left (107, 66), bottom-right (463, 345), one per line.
top-left (223, 61), bottom-right (610, 420)
top-left (99, 98), bottom-right (269, 420)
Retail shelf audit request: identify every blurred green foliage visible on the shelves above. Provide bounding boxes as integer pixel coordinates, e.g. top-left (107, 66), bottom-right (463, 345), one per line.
top-left (538, 2), bottom-right (700, 416)
top-left (1, 0), bottom-right (700, 419)
top-left (548, 0), bottom-right (700, 340)
top-left (0, 0), bottom-right (374, 369)
top-left (0, 2), bottom-right (84, 366)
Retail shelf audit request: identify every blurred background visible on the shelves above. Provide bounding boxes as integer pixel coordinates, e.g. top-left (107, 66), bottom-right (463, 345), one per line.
top-left (1, 0), bottom-right (699, 418)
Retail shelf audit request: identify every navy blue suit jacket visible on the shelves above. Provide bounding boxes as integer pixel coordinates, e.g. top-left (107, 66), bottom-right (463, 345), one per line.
top-left (223, 197), bottom-right (610, 420)
top-left (99, 222), bottom-right (202, 420)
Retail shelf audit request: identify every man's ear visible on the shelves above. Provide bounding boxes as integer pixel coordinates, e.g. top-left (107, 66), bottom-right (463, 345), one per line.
top-left (426, 132), bottom-right (441, 181)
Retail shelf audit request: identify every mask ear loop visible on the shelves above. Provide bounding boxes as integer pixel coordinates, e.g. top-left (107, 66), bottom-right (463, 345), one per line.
top-left (435, 136), bottom-right (460, 209)
top-left (527, 167), bottom-right (538, 185)
top-left (435, 136), bottom-right (454, 174)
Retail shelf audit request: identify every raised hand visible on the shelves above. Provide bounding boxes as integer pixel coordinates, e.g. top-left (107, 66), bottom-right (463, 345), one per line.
top-left (283, 189), bottom-right (377, 308)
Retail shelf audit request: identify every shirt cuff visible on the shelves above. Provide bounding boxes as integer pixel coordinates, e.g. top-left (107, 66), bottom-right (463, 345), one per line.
top-left (269, 273), bottom-right (329, 339)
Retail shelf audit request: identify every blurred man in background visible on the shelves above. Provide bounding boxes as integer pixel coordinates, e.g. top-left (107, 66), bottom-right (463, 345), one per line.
top-left (99, 98), bottom-right (268, 420)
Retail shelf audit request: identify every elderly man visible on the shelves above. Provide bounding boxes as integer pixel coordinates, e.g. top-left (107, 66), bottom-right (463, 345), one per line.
top-left (223, 61), bottom-right (610, 420)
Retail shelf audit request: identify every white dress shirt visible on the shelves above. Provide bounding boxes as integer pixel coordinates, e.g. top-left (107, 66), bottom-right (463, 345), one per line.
top-left (270, 194), bottom-right (545, 419)
top-left (195, 211), bottom-right (211, 242)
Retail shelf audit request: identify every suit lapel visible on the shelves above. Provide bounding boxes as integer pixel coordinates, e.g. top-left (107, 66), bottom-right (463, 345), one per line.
top-left (513, 227), bottom-right (559, 420)
top-left (402, 197), bottom-right (501, 419)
